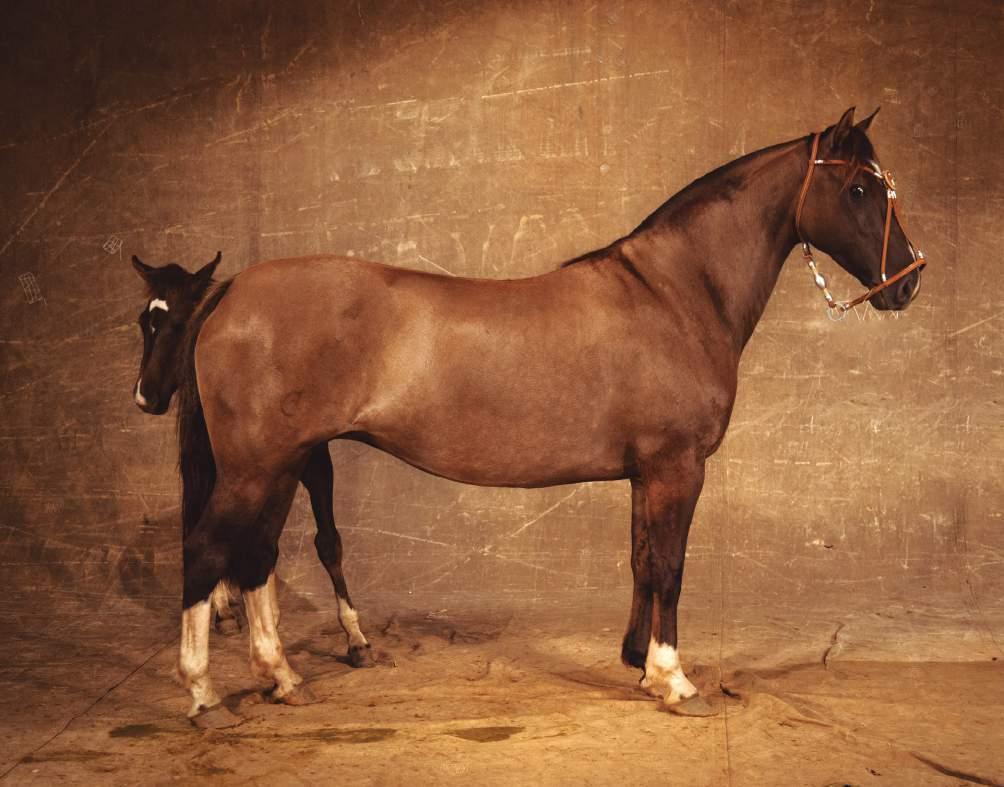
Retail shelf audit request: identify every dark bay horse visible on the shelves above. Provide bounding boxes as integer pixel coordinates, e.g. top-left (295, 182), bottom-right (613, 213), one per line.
top-left (131, 108), bottom-right (925, 726)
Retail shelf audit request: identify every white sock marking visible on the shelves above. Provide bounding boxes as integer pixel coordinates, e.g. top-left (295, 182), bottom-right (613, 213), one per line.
top-left (337, 595), bottom-right (368, 648)
top-left (243, 582), bottom-right (301, 697)
top-left (134, 378), bottom-right (148, 407)
top-left (177, 600), bottom-right (219, 717)
top-left (266, 571), bottom-right (280, 629)
top-left (210, 581), bottom-right (232, 617)
top-left (640, 637), bottom-right (697, 704)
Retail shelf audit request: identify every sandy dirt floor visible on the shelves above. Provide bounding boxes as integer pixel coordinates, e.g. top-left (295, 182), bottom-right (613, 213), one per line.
top-left (1, 586), bottom-right (1001, 787)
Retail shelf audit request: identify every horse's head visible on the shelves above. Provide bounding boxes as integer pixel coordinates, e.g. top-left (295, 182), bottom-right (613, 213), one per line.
top-left (130, 251), bottom-right (221, 414)
top-left (795, 107), bottom-right (925, 311)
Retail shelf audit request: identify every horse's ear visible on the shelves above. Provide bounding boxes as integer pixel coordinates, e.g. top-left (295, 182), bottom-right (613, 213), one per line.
top-left (856, 106), bottom-right (880, 133)
top-left (194, 251), bottom-right (222, 285)
top-left (824, 106), bottom-right (856, 153)
top-left (131, 254), bottom-right (156, 281)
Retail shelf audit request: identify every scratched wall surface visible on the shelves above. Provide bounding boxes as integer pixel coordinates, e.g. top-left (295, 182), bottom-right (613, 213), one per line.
top-left (1, 1), bottom-right (1000, 626)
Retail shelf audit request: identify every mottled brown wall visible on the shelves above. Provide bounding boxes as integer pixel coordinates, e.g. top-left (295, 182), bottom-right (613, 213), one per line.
top-left (1, 1), bottom-right (1000, 619)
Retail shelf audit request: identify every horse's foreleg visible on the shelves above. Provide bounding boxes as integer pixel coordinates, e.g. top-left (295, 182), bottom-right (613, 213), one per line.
top-left (636, 452), bottom-right (714, 715)
top-left (301, 443), bottom-right (374, 668)
top-left (622, 479), bottom-right (653, 668)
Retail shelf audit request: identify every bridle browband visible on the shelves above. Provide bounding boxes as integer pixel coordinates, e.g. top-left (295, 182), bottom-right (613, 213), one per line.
top-left (795, 132), bottom-right (927, 313)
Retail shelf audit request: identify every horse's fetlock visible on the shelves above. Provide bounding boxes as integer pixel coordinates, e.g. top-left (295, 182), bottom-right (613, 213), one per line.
top-left (250, 642), bottom-right (285, 678)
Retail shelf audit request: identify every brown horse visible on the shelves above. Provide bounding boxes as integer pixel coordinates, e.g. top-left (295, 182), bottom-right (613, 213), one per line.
top-left (132, 107), bottom-right (924, 726)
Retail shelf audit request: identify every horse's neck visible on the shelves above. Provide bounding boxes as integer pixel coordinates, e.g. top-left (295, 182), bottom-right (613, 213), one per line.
top-left (623, 139), bottom-right (807, 350)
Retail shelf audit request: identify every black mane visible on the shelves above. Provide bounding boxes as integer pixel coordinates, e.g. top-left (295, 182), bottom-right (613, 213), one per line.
top-left (176, 278), bottom-right (233, 536)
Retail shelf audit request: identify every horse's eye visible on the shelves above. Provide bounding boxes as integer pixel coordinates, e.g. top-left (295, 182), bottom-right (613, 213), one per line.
top-left (850, 184), bottom-right (865, 200)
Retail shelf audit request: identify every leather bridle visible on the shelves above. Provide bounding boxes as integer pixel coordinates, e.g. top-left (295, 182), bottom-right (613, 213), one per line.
top-left (795, 131), bottom-right (927, 313)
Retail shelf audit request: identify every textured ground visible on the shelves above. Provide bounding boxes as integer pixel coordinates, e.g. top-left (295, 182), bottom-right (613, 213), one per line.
top-left (2, 588), bottom-right (1001, 786)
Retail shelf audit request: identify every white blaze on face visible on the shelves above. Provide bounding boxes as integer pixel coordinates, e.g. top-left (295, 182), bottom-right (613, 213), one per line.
top-left (148, 298), bottom-right (168, 333)
top-left (176, 599), bottom-right (219, 717)
top-left (135, 298), bottom-right (169, 405)
top-left (640, 637), bottom-right (698, 704)
top-left (337, 595), bottom-right (368, 648)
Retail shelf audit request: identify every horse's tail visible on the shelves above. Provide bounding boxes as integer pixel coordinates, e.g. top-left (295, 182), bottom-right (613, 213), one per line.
top-left (177, 279), bottom-right (233, 538)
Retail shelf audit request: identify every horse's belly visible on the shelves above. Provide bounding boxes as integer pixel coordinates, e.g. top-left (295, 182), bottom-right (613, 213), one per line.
top-left (354, 407), bottom-right (629, 488)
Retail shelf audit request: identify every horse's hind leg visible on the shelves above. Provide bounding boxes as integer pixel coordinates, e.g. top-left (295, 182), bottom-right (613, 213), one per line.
top-left (301, 443), bottom-right (374, 668)
top-left (636, 451), bottom-right (715, 716)
top-left (266, 570), bottom-right (280, 629)
top-left (244, 580), bottom-right (312, 704)
top-left (211, 581), bottom-right (242, 636)
top-left (239, 474), bottom-right (315, 704)
top-left (177, 483), bottom-right (271, 726)
top-left (622, 479), bottom-right (653, 669)
top-left (178, 595), bottom-right (226, 725)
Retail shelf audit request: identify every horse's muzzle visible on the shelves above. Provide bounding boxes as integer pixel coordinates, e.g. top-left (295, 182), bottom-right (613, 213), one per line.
top-left (872, 268), bottom-right (922, 311)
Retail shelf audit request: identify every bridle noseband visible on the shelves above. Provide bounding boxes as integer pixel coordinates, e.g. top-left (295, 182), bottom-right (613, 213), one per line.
top-left (794, 132), bottom-right (927, 313)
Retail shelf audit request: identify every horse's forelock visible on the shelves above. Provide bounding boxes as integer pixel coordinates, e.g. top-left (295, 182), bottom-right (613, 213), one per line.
top-left (837, 127), bottom-right (879, 188)
top-left (142, 262), bottom-right (210, 303)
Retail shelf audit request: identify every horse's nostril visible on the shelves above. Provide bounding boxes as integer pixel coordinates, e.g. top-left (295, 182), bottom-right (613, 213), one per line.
top-left (891, 272), bottom-right (922, 307)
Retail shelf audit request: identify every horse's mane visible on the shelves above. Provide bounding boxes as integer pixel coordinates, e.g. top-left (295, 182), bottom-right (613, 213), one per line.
top-left (559, 245), bottom-right (619, 269)
top-left (559, 124), bottom-right (877, 269)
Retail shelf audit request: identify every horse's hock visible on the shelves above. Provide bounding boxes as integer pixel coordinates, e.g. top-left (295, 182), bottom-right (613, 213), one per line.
top-left (1, 1), bottom-right (1001, 785)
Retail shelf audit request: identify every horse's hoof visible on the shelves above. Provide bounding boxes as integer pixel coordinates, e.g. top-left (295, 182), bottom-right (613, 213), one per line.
top-left (349, 644), bottom-right (376, 668)
top-left (271, 684), bottom-right (319, 706)
top-left (214, 616), bottom-right (241, 637)
top-left (664, 693), bottom-right (718, 717)
top-left (191, 704), bottom-right (242, 730)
